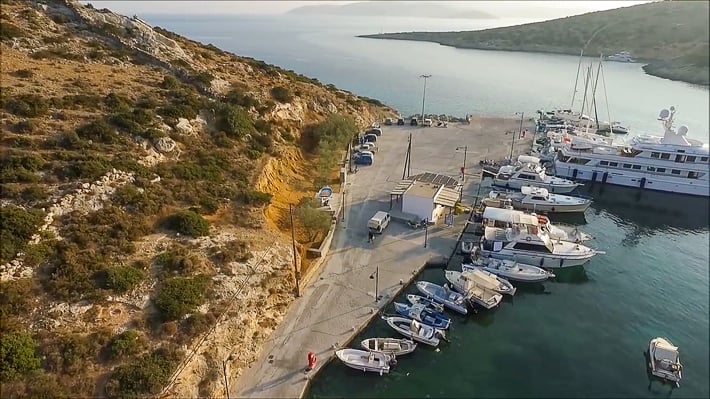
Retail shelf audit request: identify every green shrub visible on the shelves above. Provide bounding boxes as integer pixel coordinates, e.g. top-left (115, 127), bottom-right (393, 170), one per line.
top-left (0, 21), bottom-right (24, 40)
top-left (136, 94), bottom-right (160, 109)
top-left (301, 113), bottom-right (358, 153)
top-left (75, 119), bottom-right (118, 144)
top-left (297, 197), bottom-right (332, 241)
top-left (0, 206), bottom-right (44, 263)
top-left (223, 88), bottom-right (259, 108)
top-left (164, 210), bottom-right (210, 237)
top-left (20, 184), bottom-right (49, 203)
top-left (179, 312), bottom-right (217, 343)
top-left (153, 246), bottom-right (201, 275)
top-left (12, 69), bottom-right (34, 79)
top-left (42, 334), bottom-right (96, 375)
top-left (215, 103), bottom-right (255, 139)
top-left (56, 131), bottom-right (86, 150)
top-left (238, 189), bottom-right (272, 206)
top-left (160, 75), bottom-right (181, 90)
top-left (104, 92), bottom-right (132, 112)
top-left (104, 265), bottom-right (146, 293)
top-left (1, 153), bottom-right (46, 183)
top-left (270, 86), bottom-right (293, 103)
top-left (0, 332), bottom-right (40, 381)
top-left (110, 108), bottom-right (155, 134)
top-left (191, 71), bottom-right (213, 86)
top-left (105, 346), bottom-right (182, 398)
top-left (14, 119), bottom-right (39, 134)
top-left (153, 276), bottom-right (210, 321)
top-left (0, 279), bottom-right (35, 320)
top-left (361, 96), bottom-right (384, 106)
top-left (106, 330), bottom-right (146, 361)
top-left (5, 94), bottom-right (48, 117)
top-left (213, 240), bottom-right (252, 264)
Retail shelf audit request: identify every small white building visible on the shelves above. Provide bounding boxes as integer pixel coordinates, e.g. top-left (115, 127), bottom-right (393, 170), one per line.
top-left (391, 173), bottom-right (461, 224)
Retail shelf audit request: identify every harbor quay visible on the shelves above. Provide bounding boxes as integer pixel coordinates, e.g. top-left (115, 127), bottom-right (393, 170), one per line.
top-left (230, 115), bottom-right (536, 399)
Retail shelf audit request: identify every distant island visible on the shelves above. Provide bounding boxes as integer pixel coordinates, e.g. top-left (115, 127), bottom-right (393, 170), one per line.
top-left (287, 1), bottom-right (496, 19)
top-left (359, 1), bottom-right (709, 86)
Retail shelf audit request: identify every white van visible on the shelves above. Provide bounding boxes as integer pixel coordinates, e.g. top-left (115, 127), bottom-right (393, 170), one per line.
top-left (367, 211), bottom-right (391, 234)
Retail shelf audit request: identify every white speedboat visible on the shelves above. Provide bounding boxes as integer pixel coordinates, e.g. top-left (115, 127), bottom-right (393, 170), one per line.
top-left (487, 161), bottom-right (582, 194)
top-left (482, 185), bottom-right (592, 213)
top-left (462, 256), bottom-right (555, 283)
top-left (383, 316), bottom-right (444, 347)
top-left (335, 348), bottom-right (394, 375)
top-left (480, 226), bottom-right (600, 268)
top-left (482, 206), bottom-right (593, 243)
top-left (444, 270), bottom-right (503, 309)
top-left (648, 337), bottom-right (682, 387)
top-left (462, 268), bottom-right (516, 296)
top-left (554, 107), bottom-right (709, 197)
top-left (361, 338), bottom-right (416, 357)
top-left (607, 51), bottom-right (635, 62)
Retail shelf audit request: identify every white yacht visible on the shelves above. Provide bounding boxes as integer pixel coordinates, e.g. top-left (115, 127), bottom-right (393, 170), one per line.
top-left (488, 162), bottom-right (583, 194)
top-left (482, 206), bottom-right (593, 243)
top-left (479, 225), bottom-right (600, 268)
top-left (482, 185), bottom-right (592, 213)
top-left (648, 337), bottom-right (682, 387)
top-left (554, 107), bottom-right (710, 197)
top-left (607, 51), bottom-right (635, 62)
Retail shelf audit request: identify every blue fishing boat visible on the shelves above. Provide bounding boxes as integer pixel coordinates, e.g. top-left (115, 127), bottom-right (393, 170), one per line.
top-left (316, 186), bottom-right (333, 206)
top-left (393, 302), bottom-right (451, 329)
top-left (415, 281), bottom-right (468, 315)
top-left (405, 294), bottom-right (445, 313)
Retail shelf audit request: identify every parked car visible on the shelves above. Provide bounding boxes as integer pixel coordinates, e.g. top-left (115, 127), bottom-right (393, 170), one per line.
top-left (366, 128), bottom-right (382, 136)
top-left (410, 118), bottom-right (418, 126)
top-left (359, 142), bottom-right (377, 152)
top-left (354, 153), bottom-right (373, 165)
top-left (397, 118), bottom-right (405, 126)
top-left (384, 118), bottom-right (394, 126)
top-left (364, 134), bottom-right (377, 143)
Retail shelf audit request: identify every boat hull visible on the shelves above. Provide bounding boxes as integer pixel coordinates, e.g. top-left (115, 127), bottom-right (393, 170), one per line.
top-left (462, 261), bottom-right (554, 283)
top-left (554, 162), bottom-right (710, 197)
top-left (512, 200), bottom-right (591, 213)
top-left (493, 178), bottom-right (579, 194)
top-left (385, 317), bottom-right (441, 347)
top-left (393, 302), bottom-right (451, 329)
top-left (479, 248), bottom-right (594, 268)
top-left (405, 294), bottom-right (445, 313)
top-left (361, 338), bottom-right (416, 357)
top-left (648, 338), bottom-right (682, 386)
top-left (335, 349), bottom-right (391, 375)
top-left (415, 282), bottom-right (468, 315)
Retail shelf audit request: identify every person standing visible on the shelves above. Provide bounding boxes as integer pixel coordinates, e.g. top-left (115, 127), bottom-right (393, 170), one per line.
top-left (368, 230), bottom-right (374, 243)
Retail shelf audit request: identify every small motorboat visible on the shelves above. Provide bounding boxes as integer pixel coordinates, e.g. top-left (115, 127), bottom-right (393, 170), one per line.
top-left (444, 271), bottom-right (503, 310)
top-left (415, 281), bottom-right (468, 315)
top-left (383, 316), bottom-right (444, 347)
top-left (361, 338), bottom-right (416, 356)
top-left (335, 348), bottom-right (395, 375)
top-left (461, 240), bottom-right (475, 254)
top-left (449, 268), bottom-right (516, 296)
top-left (648, 337), bottom-right (682, 387)
top-left (316, 186), bottom-right (333, 206)
top-left (393, 302), bottom-right (451, 330)
top-left (405, 294), bottom-right (445, 313)
top-left (462, 256), bottom-right (555, 283)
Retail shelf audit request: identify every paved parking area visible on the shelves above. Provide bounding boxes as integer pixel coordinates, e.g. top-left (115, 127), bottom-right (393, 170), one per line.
top-left (231, 116), bottom-right (535, 398)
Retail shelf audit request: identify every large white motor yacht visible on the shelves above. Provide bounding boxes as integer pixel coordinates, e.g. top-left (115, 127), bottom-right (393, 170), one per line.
top-left (481, 206), bottom-right (593, 243)
top-left (479, 225), bottom-right (599, 268)
top-left (482, 185), bottom-right (592, 213)
top-left (554, 107), bottom-right (709, 197)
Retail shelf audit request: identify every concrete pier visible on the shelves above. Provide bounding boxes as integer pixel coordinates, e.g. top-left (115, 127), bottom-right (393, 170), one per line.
top-left (230, 116), bottom-right (535, 398)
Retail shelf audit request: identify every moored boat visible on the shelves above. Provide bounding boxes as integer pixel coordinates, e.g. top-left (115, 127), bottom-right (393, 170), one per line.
top-left (462, 256), bottom-right (555, 283)
top-left (316, 185), bottom-right (333, 206)
top-left (393, 302), bottom-right (451, 329)
top-left (482, 186), bottom-right (592, 214)
top-left (383, 316), bottom-right (444, 347)
top-left (405, 294), bottom-right (445, 313)
top-left (335, 348), bottom-right (394, 375)
top-left (415, 281), bottom-right (469, 315)
top-left (444, 271), bottom-right (504, 309)
top-left (361, 338), bottom-right (416, 357)
top-left (648, 337), bottom-right (682, 387)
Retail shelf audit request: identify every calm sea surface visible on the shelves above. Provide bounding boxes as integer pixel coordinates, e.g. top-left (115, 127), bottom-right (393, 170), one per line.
top-left (142, 13), bottom-right (709, 398)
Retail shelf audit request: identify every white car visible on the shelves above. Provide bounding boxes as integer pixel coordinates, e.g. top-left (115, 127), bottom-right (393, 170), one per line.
top-left (359, 142), bottom-right (377, 152)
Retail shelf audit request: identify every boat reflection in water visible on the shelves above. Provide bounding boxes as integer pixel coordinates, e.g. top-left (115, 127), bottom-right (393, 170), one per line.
top-left (583, 182), bottom-right (710, 233)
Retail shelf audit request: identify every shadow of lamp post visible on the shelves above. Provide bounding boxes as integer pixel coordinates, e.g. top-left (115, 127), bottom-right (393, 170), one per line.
top-left (424, 218), bottom-right (429, 248)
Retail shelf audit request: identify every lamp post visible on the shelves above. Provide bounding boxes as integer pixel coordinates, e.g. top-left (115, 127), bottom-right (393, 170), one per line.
top-left (223, 353), bottom-right (236, 399)
top-left (420, 74), bottom-right (431, 122)
top-left (424, 218), bottom-right (429, 248)
top-left (510, 112), bottom-right (524, 161)
top-left (289, 204), bottom-right (300, 297)
top-left (456, 146), bottom-right (467, 202)
top-left (369, 267), bottom-right (379, 302)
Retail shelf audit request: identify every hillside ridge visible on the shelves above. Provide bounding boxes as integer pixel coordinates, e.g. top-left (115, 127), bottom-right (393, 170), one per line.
top-left (359, 1), bottom-right (709, 86)
top-left (0, 1), bottom-right (393, 398)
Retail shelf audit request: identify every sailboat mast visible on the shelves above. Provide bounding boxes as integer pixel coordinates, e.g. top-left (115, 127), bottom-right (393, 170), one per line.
top-left (580, 64), bottom-right (591, 122)
top-left (570, 49), bottom-right (584, 109)
top-left (591, 54), bottom-right (603, 130)
top-left (600, 61), bottom-right (613, 133)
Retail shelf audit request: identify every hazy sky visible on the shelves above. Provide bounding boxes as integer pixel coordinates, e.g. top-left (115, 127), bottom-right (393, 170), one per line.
top-left (86, 1), bottom-right (650, 16)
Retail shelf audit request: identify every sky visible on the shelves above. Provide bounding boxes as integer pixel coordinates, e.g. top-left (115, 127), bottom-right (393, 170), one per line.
top-left (85, 1), bottom-right (651, 17)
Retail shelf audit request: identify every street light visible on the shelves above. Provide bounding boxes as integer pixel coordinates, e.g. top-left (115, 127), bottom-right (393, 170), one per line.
top-left (424, 218), bottom-right (429, 248)
top-left (369, 267), bottom-right (379, 302)
top-left (456, 146), bottom-right (468, 202)
top-left (223, 353), bottom-right (236, 399)
top-left (510, 112), bottom-right (524, 161)
top-left (419, 74), bottom-right (431, 122)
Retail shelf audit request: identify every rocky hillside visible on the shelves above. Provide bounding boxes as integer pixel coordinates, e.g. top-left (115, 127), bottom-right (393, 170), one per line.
top-left (0, 1), bottom-right (394, 398)
top-left (360, 0), bottom-right (709, 86)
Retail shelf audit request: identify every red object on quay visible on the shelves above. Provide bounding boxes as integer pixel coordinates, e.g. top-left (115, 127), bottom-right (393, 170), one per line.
top-left (307, 352), bottom-right (317, 371)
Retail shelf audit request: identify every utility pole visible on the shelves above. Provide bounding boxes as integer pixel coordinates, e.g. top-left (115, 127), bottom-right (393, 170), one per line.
top-left (341, 189), bottom-right (345, 222)
top-left (424, 218), bottom-right (429, 248)
top-left (420, 74), bottom-right (431, 122)
top-left (402, 133), bottom-right (412, 179)
top-left (289, 204), bottom-right (300, 297)
top-left (511, 112), bottom-right (524, 161)
top-left (369, 267), bottom-right (379, 302)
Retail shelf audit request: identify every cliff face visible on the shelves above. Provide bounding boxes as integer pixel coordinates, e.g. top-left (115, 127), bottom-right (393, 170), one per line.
top-left (0, 1), bottom-right (394, 398)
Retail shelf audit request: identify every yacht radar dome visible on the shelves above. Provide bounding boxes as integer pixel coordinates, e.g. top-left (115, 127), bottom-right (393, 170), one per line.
top-left (678, 125), bottom-right (689, 136)
top-left (659, 108), bottom-right (670, 120)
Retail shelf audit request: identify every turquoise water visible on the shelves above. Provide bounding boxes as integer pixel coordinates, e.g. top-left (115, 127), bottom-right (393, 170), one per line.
top-left (137, 13), bottom-right (710, 397)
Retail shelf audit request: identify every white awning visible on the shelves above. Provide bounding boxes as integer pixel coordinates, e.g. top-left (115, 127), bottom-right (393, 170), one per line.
top-left (483, 206), bottom-right (539, 225)
top-left (390, 180), bottom-right (413, 196)
top-left (434, 187), bottom-right (460, 207)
